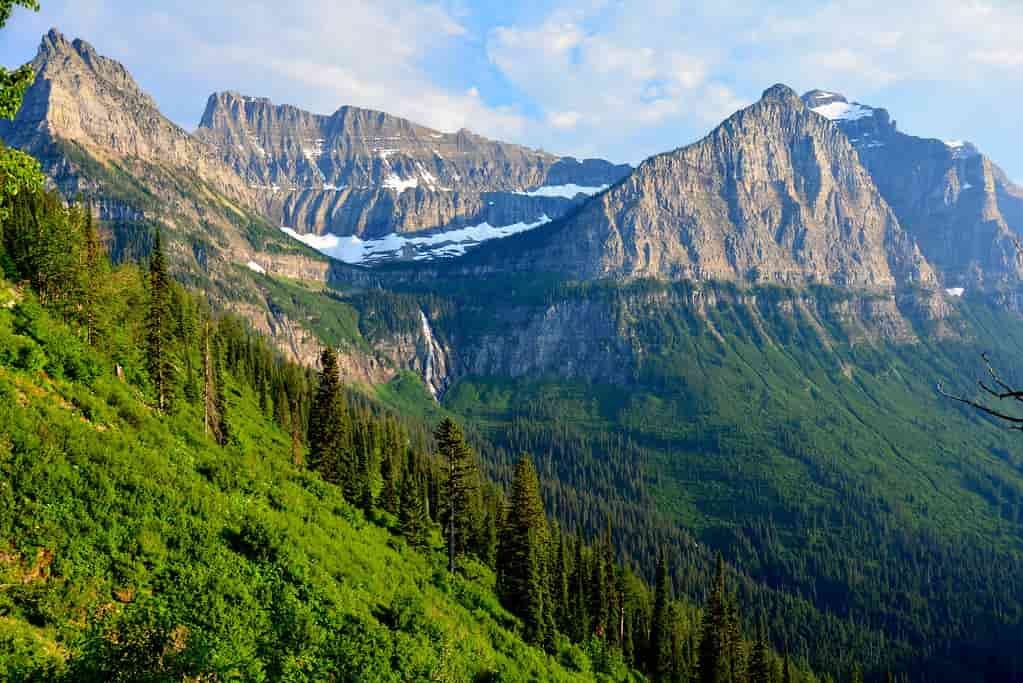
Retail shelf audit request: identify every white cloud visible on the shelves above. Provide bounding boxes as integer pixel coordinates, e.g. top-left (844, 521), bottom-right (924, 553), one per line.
top-left (547, 111), bottom-right (582, 129)
top-left (487, 12), bottom-right (732, 149)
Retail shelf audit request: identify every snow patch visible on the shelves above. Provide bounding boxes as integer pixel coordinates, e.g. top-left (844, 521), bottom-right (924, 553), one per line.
top-left (280, 214), bottom-right (552, 265)
top-left (376, 148), bottom-right (400, 160)
top-left (811, 101), bottom-right (874, 121)
top-left (945, 140), bottom-right (966, 149)
top-left (517, 183), bottom-right (609, 199)
top-left (945, 287), bottom-right (965, 297)
top-left (246, 261), bottom-right (266, 275)
top-left (302, 138), bottom-right (325, 160)
top-left (383, 174), bottom-right (418, 193)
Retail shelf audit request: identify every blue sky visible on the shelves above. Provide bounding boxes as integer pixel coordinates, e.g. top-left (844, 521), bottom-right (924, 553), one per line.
top-left (4, 1), bottom-right (1023, 179)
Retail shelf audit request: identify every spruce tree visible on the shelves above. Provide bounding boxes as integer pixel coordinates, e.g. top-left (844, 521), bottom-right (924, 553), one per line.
top-left (307, 347), bottom-right (346, 485)
top-left (570, 533), bottom-right (591, 642)
top-left (725, 593), bottom-right (746, 683)
top-left (435, 417), bottom-right (478, 572)
top-left (288, 394), bottom-right (304, 467)
top-left (698, 553), bottom-right (729, 683)
top-left (399, 474), bottom-right (428, 550)
top-left (212, 326), bottom-right (230, 445)
top-left (80, 203), bottom-right (104, 346)
top-left (380, 450), bottom-right (400, 515)
top-left (749, 613), bottom-right (772, 683)
top-left (649, 549), bottom-right (673, 681)
top-left (589, 540), bottom-right (608, 638)
top-left (552, 525), bottom-right (570, 633)
top-left (783, 654), bottom-right (795, 683)
top-left (145, 229), bottom-right (174, 413)
top-left (496, 455), bottom-right (551, 648)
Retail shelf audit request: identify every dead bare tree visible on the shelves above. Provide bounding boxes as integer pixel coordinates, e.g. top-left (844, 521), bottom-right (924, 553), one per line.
top-left (938, 353), bottom-right (1023, 430)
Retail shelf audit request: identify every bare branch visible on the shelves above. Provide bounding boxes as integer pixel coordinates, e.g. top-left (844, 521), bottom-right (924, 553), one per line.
top-left (980, 352), bottom-right (1023, 401)
top-left (937, 381), bottom-right (1023, 431)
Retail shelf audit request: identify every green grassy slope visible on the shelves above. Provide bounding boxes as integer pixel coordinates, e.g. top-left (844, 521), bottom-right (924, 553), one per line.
top-left (0, 290), bottom-right (613, 682)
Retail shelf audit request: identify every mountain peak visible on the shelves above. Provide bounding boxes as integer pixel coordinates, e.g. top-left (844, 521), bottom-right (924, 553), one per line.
top-left (760, 83), bottom-right (802, 106)
top-left (38, 27), bottom-right (101, 64)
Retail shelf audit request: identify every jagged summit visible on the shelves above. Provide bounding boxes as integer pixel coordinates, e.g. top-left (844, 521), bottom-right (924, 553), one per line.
top-left (470, 87), bottom-right (936, 291)
top-left (799, 87), bottom-right (1021, 287)
top-left (195, 88), bottom-right (631, 245)
top-left (760, 83), bottom-right (802, 105)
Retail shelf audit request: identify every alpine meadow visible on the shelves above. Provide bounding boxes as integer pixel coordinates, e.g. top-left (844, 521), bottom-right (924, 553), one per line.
top-left (1, 1), bottom-right (1023, 681)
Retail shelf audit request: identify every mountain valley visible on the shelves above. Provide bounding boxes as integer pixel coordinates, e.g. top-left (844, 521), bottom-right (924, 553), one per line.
top-left (2, 21), bottom-right (1023, 682)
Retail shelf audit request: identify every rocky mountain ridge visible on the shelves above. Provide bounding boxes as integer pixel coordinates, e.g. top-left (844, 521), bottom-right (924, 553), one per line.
top-left (803, 88), bottom-right (1023, 289)
top-left (195, 90), bottom-right (631, 247)
top-left (457, 85), bottom-right (936, 292)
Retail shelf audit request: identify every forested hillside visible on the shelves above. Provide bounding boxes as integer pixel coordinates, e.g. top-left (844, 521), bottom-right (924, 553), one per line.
top-left (0, 175), bottom-right (832, 679)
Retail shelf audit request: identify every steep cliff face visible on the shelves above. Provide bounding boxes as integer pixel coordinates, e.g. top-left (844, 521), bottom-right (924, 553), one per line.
top-left (2, 30), bottom-right (246, 200)
top-left (803, 89), bottom-right (1023, 289)
top-left (361, 281), bottom-right (958, 398)
top-left (467, 85), bottom-right (935, 291)
top-left (0, 30), bottom-right (326, 278)
top-left (195, 91), bottom-right (632, 247)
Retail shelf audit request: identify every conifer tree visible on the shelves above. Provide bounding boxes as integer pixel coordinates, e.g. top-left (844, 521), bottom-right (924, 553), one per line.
top-left (649, 549), bottom-right (673, 681)
top-left (552, 525), bottom-right (570, 632)
top-left (749, 613), bottom-right (772, 683)
top-left (380, 449), bottom-right (400, 515)
top-left (145, 229), bottom-right (174, 413)
top-left (726, 594), bottom-right (746, 683)
top-left (399, 474), bottom-right (428, 550)
top-left (597, 518), bottom-right (621, 647)
top-left (201, 316), bottom-right (221, 442)
top-left (698, 554), bottom-right (730, 683)
top-left (308, 346), bottom-right (346, 485)
top-left (435, 417), bottom-right (478, 572)
top-left (288, 394), bottom-right (304, 467)
top-left (783, 654), bottom-right (795, 683)
top-left (212, 326), bottom-right (230, 445)
top-left (80, 203), bottom-right (104, 346)
top-left (570, 533), bottom-right (591, 642)
top-left (589, 539), bottom-right (608, 638)
top-left (497, 455), bottom-right (551, 647)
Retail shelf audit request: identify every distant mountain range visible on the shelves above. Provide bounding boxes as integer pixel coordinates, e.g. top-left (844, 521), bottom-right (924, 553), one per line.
top-left (4, 29), bottom-right (1023, 299)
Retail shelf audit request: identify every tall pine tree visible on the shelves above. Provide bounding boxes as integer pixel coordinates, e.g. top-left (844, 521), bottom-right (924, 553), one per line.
top-left (649, 549), bottom-right (673, 681)
top-left (307, 346), bottom-right (347, 485)
top-left (145, 229), bottom-right (174, 413)
top-left (497, 455), bottom-right (552, 648)
top-left (435, 418), bottom-right (478, 572)
top-left (698, 554), bottom-right (730, 683)
top-left (399, 473), bottom-right (429, 551)
top-left (749, 612), bottom-right (772, 683)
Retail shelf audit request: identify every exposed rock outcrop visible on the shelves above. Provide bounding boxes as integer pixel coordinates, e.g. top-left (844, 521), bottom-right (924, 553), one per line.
top-left (194, 91), bottom-right (631, 242)
top-left (802, 89), bottom-right (1023, 289)
top-left (467, 85), bottom-right (936, 291)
